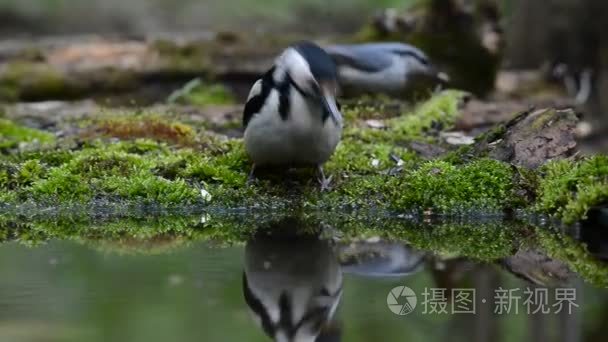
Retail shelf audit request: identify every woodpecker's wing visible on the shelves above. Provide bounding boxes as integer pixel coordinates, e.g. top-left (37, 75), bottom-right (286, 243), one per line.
top-left (326, 44), bottom-right (393, 73)
top-left (243, 67), bottom-right (276, 128)
top-left (326, 43), bottom-right (428, 72)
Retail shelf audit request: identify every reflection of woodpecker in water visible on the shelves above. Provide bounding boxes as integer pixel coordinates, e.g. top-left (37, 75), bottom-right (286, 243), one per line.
top-left (242, 224), bottom-right (342, 342)
top-left (242, 218), bottom-right (429, 342)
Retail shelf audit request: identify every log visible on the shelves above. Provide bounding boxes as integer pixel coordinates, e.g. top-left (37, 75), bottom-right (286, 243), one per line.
top-left (470, 108), bottom-right (579, 169)
top-left (0, 34), bottom-right (280, 102)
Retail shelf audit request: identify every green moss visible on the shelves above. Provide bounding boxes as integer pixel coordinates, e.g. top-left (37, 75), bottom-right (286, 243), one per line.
top-left (17, 160), bottom-right (45, 185)
top-left (0, 91), bottom-right (603, 221)
top-left (343, 90), bottom-right (466, 144)
top-left (0, 92), bottom-right (538, 215)
top-left (30, 168), bottom-right (92, 201)
top-left (67, 150), bottom-right (153, 178)
top-left (182, 151), bottom-right (248, 187)
top-left (0, 159), bottom-right (45, 191)
top-left (390, 159), bottom-right (521, 212)
top-left (0, 162), bottom-right (15, 188)
top-left (0, 190), bottom-right (17, 203)
top-left (536, 156), bottom-right (608, 223)
top-left (100, 172), bottom-right (199, 204)
top-left (168, 78), bottom-right (235, 106)
top-left (0, 119), bottom-right (56, 150)
top-left (326, 141), bottom-right (414, 174)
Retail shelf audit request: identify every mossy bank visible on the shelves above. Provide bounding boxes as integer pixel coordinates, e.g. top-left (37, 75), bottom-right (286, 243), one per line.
top-left (1, 91), bottom-right (607, 224)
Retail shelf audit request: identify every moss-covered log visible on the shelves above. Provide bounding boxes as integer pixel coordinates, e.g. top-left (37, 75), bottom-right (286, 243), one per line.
top-left (0, 36), bottom-right (282, 102)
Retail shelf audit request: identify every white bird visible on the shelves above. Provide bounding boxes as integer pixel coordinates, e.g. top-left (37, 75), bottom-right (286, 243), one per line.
top-left (243, 42), bottom-right (343, 189)
top-left (325, 42), bottom-right (449, 96)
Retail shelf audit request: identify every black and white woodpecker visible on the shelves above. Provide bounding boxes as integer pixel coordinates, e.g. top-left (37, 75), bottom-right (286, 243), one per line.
top-left (242, 219), bottom-right (343, 342)
top-left (325, 42), bottom-right (449, 96)
top-left (243, 42), bottom-right (343, 189)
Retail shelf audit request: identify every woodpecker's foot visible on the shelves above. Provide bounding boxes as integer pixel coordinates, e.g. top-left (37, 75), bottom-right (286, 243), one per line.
top-left (319, 175), bottom-right (333, 192)
top-left (246, 164), bottom-right (257, 185)
top-left (317, 166), bottom-right (333, 191)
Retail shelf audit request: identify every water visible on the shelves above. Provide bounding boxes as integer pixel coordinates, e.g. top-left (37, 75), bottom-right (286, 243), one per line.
top-left (0, 215), bottom-right (607, 342)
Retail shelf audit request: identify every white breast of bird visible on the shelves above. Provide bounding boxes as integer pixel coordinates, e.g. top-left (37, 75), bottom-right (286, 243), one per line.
top-left (244, 86), bottom-right (341, 167)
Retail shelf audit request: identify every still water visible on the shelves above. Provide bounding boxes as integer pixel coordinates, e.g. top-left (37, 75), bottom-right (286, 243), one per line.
top-left (0, 216), bottom-right (607, 342)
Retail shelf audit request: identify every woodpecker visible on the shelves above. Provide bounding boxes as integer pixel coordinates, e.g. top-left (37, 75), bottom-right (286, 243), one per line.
top-left (243, 41), bottom-right (342, 190)
top-left (325, 42), bottom-right (449, 96)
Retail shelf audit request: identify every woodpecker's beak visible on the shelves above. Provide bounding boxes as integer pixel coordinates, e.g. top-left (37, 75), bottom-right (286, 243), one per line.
top-left (320, 85), bottom-right (342, 125)
top-left (436, 71), bottom-right (450, 83)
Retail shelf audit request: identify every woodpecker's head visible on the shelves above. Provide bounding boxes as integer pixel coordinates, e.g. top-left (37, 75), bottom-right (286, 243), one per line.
top-left (275, 42), bottom-right (342, 124)
top-left (391, 44), bottom-right (449, 84)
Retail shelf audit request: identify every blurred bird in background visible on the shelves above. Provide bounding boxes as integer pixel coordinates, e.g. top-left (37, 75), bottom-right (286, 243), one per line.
top-left (325, 42), bottom-right (449, 97)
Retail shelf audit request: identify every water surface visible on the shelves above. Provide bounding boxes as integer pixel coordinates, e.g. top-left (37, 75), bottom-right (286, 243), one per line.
top-left (0, 215), bottom-right (607, 342)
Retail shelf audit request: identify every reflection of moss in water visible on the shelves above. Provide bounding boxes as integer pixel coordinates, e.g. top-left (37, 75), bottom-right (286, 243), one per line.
top-left (0, 210), bottom-right (519, 261)
top-left (0, 212), bottom-right (296, 252)
top-left (536, 229), bottom-right (608, 288)
top-left (386, 221), bottom-right (524, 261)
top-left (1, 212), bottom-right (606, 288)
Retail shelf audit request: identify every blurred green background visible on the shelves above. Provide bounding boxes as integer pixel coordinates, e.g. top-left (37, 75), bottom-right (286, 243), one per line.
top-left (0, 0), bottom-right (421, 36)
